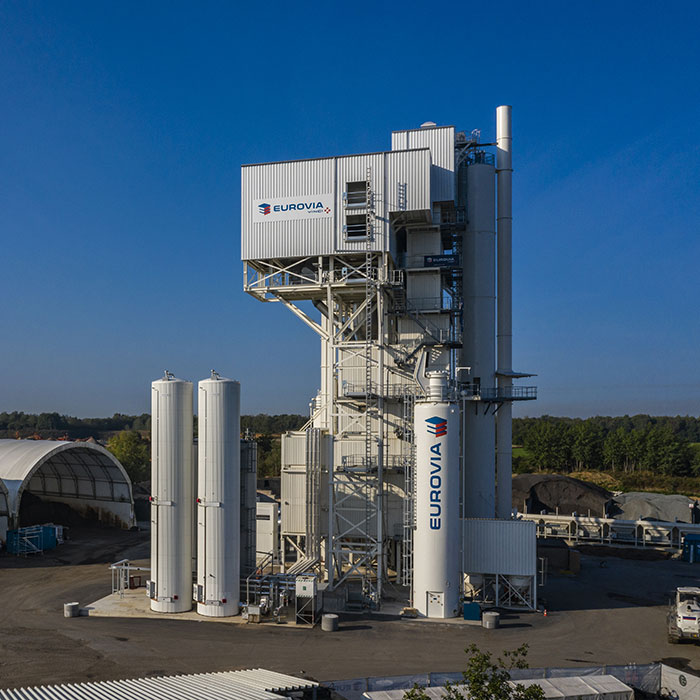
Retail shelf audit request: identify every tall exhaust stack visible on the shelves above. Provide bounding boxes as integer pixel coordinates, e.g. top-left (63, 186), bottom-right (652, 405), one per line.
top-left (461, 149), bottom-right (496, 518)
top-left (496, 105), bottom-right (513, 519)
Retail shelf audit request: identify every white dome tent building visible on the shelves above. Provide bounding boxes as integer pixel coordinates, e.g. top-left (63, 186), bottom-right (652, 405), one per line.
top-left (0, 439), bottom-right (135, 541)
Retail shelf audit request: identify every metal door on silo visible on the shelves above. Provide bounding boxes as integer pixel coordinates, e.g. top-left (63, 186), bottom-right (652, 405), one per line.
top-left (427, 591), bottom-right (444, 617)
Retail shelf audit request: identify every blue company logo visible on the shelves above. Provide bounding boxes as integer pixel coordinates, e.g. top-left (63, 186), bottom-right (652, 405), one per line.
top-left (425, 416), bottom-right (446, 530)
top-left (258, 200), bottom-right (331, 215)
top-left (425, 415), bottom-right (447, 437)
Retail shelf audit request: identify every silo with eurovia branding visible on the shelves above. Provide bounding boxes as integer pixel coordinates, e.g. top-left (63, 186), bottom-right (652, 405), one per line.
top-left (412, 373), bottom-right (460, 618)
top-left (195, 371), bottom-right (240, 617)
top-left (149, 372), bottom-right (194, 613)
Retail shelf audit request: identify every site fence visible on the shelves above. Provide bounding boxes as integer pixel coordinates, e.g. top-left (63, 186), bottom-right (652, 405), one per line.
top-left (325, 663), bottom-right (666, 700)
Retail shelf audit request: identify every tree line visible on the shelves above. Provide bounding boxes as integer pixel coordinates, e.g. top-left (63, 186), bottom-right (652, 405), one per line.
top-left (0, 412), bottom-right (306, 439)
top-left (514, 415), bottom-right (700, 476)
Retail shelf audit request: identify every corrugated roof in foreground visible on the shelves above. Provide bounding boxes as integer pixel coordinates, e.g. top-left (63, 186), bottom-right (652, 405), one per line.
top-left (0, 668), bottom-right (317, 700)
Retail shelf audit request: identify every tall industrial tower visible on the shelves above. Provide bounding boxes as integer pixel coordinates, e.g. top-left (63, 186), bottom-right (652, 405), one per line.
top-left (241, 107), bottom-right (535, 608)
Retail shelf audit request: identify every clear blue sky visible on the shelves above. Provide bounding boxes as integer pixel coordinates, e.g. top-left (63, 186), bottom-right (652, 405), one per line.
top-left (1, 1), bottom-right (699, 419)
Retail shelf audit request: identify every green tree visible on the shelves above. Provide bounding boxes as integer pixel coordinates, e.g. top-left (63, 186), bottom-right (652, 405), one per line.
top-left (603, 427), bottom-right (627, 471)
top-left (107, 430), bottom-right (150, 483)
top-left (404, 644), bottom-right (544, 700)
top-left (258, 435), bottom-right (281, 478)
top-left (524, 421), bottom-right (572, 471)
top-left (571, 422), bottom-right (604, 470)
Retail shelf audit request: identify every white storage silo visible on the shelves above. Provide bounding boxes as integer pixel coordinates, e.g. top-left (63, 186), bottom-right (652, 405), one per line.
top-left (195, 371), bottom-right (240, 617)
top-left (412, 374), bottom-right (460, 618)
top-left (149, 372), bottom-right (194, 613)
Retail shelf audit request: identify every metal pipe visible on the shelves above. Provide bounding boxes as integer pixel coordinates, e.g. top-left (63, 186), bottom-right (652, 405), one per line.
top-left (496, 105), bottom-right (513, 519)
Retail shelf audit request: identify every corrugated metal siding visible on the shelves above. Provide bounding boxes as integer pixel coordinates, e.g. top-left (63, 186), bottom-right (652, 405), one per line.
top-left (0, 669), bottom-right (316, 700)
top-left (241, 150), bottom-right (431, 261)
top-left (406, 229), bottom-right (441, 257)
top-left (242, 159), bottom-right (334, 260)
top-left (281, 468), bottom-right (306, 535)
top-left (407, 270), bottom-right (441, 299)
top-left (281, 432), bottom-right (306, 467)
top-left (391, 126), bottom-right (455, 203)
top-left (463, 518), bottom-right (536, 576)
top-left (385, 149), bottom-right (431, 214)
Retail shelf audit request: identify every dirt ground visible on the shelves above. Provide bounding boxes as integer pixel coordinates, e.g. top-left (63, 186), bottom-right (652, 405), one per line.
top-left (1, 527), bottom-right (700, 691)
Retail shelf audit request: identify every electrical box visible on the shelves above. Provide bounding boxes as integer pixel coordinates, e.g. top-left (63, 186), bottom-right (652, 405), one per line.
top-left (146, 580), bottom-right (156, 600)
top-left (193, 583), bottom-right (204, 603)
top-left (247, 604), bottom-right (261, 623)
top-left (296, 575), bottom-right (317, 598)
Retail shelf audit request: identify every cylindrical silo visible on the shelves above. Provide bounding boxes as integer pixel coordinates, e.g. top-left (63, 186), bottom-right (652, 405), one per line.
top-left (150, 372), bottom-right (194, 613)
top-left (412, 374), bottom-right (460, 618)
top-left (196, 371), bottom-right (240, 617)
top-left (461, 158), bottom-right (497, 518)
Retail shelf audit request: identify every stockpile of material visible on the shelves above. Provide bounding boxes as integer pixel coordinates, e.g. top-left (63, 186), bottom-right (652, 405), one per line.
top-left (513, 474), bottom-right (611, 516)
top-left (609, 492), bottom-right (696, 523)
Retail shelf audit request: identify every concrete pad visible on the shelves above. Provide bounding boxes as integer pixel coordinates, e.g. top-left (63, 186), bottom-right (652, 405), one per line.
top-left (88, 589), bottom-right (306, 627)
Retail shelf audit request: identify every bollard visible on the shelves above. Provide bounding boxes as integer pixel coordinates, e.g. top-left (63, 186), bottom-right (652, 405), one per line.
top-left (64, 602), bottom-right (80, 618)
top-left (321, 613), bottom-right (339, 632)
top-left (482, 611), bottom-right (500, 629)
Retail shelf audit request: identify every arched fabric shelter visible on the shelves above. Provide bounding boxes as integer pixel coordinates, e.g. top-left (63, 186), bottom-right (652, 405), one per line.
top-left (0, 440), bottom-right (135, 541)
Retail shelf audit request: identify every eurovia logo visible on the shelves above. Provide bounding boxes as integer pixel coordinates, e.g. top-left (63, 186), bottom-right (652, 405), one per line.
top-left (258, 203), bottom-right (271, 216)
top-left (425, 416), bottom-right (447, 437)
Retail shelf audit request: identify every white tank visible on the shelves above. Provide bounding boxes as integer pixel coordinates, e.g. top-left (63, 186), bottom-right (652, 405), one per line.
top-left (462, 161), bottom-right (496, 518)
top-left (196, 372), bottom-right (240, 616)
top-left (412, 385), bottom-right (460, 618)
top-left (150, 372), bottom-right (194, 613)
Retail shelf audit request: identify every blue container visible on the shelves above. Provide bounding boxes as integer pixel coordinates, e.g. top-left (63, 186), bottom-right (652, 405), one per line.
top-left (682, 534), bottom-right (700, 563)
top-left (463, 602), bottom-right (481, 620)
top-left (41, 526), bottom-right (58, 550)
top-left (5, 525), bottom-right (58, 555)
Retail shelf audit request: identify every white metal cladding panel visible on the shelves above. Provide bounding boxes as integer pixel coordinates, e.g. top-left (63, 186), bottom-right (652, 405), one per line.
top-left (407, 270), bottom-right (441, 299)
top-left (462, 518), bottom-right (536, 576)
top-left (392, 126), bottom-right (455, 202)
top-left (281, 467), bottom-right (306, 535)
top-left (256, 501), bottom-right (277, 557)
top-left (385, 149), bottom-right (431, 214)
top-left (281, 432), bottom-right (307, 467)
top-left (242, 158), bottom-right (335, 260)
top-left (406, 229), bottom-right (441, 257)
top-left (242, 150), bottom-right (431, 261)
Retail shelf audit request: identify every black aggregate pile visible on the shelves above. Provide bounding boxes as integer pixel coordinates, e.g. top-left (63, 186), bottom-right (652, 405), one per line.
top-left (512, 473), bottom-right (611, 517)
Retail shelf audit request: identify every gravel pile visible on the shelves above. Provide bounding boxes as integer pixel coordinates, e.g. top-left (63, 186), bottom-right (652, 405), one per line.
top-left (513, 474), bottom-right (611, 517)
top-left (609, 491), bottom-right (698, 523)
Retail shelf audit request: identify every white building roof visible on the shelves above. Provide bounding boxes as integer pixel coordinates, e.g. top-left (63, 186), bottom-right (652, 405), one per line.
top-left (511, 675), bottom-right (634, 700)
top-left (0, 668), bottom-right (317, 700)
top-left (364, 675), bottom-right (633, 700)
top-left (0, 439), bottom-right (133, 518)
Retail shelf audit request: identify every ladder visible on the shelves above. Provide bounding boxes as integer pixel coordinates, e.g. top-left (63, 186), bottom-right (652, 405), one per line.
top-left (362, 166), bottom-right (379, 605)
top-left (401, 387), bottom-right (416, 594)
